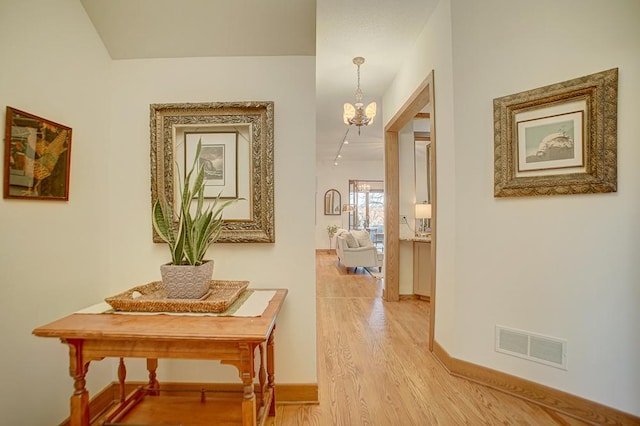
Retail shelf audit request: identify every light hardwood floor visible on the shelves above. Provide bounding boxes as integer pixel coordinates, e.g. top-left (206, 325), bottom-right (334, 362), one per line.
top-left (267, 252), bottom-right (589, 425)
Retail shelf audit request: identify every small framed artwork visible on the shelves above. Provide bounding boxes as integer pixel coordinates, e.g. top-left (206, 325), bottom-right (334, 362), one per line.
top-left (184, 132), bottom-right (238, 199)
top-left (493, 68), bottom-right (618, 197)
top-left (517, 110), bottom-right (584, 174)
top-left (3, 107), bottom-right (72, 200)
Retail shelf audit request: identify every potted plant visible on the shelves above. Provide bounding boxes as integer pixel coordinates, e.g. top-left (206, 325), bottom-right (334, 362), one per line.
top-left (327, 224), bottom-right (339, 249)
top-left (152, 141), bottom-right (237, 299)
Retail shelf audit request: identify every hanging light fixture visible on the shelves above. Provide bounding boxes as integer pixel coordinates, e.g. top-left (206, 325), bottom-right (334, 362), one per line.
top-left (357, 182), bottom-right (371, 192)
top-left (343, 56), bottom-right (377, 134)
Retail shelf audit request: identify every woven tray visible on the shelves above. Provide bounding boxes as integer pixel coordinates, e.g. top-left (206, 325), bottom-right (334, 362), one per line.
top-left (105, 280), bottom-right (249, 313)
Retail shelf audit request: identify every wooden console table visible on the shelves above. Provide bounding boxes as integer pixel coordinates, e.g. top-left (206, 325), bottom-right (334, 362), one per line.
top-left (33, 289), bottom-right (287, 426)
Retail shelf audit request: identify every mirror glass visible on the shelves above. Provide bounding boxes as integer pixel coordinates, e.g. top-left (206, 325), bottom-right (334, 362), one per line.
top-left (415, 140), bottom-right (431, 204)
top-left (414, 114), bottom-right (431, 204)
top-left (324, 189), bottom-right (341, 215)
top-left (414, 113), bottom-right (432, 233)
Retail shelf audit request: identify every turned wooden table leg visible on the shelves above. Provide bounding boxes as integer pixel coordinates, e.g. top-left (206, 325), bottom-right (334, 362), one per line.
top-left (146, 358), bottom-right (160, 396)
top-left (258, 343), bottom-right (266, 408)
top-left (267, 325), bottom-right (276, 416)
top-left (118, 358), bottom-right (127, 402)
top-left (65, 339), bottom-right (90, 426)
top-left (239, 343), bottom-right (257, 426)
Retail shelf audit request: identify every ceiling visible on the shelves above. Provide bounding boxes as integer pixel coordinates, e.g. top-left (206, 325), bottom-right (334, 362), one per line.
top-left (80, 0), bottom-right (438, 163)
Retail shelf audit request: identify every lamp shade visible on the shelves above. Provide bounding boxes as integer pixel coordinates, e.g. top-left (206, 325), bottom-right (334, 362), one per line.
top-left (342, 204), bottom-right (354, 212)
top-left (415, 203), bottom-right (432, 219)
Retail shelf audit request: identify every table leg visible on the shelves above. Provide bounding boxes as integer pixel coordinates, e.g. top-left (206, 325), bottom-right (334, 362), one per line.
top-left (267, 325), bottom-right (276, 416)
top-left (239, 343), bottom-right (257, 426)
top-left (146, 358), bottom-right (160, 396)
top-left (65, 339), bottom-right (90, 426)
top-left (258, 343), bottom-right (266, 408)
top-left (118, 358), bottom-right (126, 402)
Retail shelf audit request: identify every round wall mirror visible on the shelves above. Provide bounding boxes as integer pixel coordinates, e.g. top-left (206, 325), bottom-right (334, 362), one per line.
top-left (324, 189), bottom-right (341, 215)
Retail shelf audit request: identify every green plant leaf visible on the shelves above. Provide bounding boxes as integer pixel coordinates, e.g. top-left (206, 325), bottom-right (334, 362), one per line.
top-left (152, 139), bottom-right (242, 266)
top-left (152, 201), bottom-right (171, 243)
top-left (173, 224), bottom-right (185, 264)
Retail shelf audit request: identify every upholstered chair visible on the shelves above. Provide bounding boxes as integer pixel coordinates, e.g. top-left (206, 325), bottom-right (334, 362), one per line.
top-left (335, 229), bottom-right (381, 273)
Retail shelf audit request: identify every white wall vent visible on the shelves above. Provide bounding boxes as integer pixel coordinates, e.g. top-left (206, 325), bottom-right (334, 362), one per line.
top-left (495, 325), bottom-right (567, 370)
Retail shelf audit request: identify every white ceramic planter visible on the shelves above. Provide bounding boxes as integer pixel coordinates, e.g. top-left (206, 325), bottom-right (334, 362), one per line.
top-left (160, 260), bottom-right (214, 299)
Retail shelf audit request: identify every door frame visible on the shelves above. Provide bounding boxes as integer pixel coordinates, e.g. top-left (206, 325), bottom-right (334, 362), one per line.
top-left (383, 70), bottom-right (437, 350)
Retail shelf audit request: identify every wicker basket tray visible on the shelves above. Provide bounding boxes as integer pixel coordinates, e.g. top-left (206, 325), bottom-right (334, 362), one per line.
top-left (105, 280), bottom-right (249, 313)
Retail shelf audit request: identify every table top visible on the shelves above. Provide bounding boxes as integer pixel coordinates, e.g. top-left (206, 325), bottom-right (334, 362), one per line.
top-left (33, 289), bottom-right (287, 344)
top-left (399, 236), bottom-right (432, 242)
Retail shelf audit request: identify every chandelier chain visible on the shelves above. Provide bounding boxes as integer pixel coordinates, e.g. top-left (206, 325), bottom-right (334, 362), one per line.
top-left (355, 62), bottom-right (363, 103)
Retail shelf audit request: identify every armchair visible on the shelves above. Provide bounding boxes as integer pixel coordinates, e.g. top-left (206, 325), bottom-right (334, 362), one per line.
top-left (335, 229), bottom-right (381, 273)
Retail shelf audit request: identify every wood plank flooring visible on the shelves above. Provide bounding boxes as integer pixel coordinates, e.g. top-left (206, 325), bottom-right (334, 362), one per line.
top-left (267, 252), bottom-right (589, 425)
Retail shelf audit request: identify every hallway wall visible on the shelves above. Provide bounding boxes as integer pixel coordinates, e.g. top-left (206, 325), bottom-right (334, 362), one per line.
top-left (385, 0), bottom-right (640, 416)
top-left (108, 55), bottom-right (317, 384)
top-left (0, 1), bottom-right (114, 423)
top-left (448, 0), bottom-right (640, 414)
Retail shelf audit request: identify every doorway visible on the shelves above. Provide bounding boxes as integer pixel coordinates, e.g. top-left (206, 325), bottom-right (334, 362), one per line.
top-left (383, 70), bottom-right (436, 351)
top-left (348, 179), bottom-right (385, 250)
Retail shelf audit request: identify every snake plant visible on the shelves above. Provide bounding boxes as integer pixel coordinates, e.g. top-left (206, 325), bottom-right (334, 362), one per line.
top-left (152, 141), bottom-right (237, 265)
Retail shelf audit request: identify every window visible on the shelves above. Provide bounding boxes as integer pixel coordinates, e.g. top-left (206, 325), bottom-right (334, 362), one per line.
top-left (348, 179), bottom-right (384, 230)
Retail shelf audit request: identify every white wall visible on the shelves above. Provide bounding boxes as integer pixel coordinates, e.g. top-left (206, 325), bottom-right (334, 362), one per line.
top-left (449, 0), bottom-right (640, 414)
top-left (0, 0), bottom-right (113, 424)
top-left (383, 0), bottom-right (458, 345)
top-left (0, 2), bottom-right (317, 423)
top-left (108, 56), bottom-right (317, 384)
top-left (387, 0), bottom-right (640, 416)
top-left (315, 159), bottom-right (383, 248)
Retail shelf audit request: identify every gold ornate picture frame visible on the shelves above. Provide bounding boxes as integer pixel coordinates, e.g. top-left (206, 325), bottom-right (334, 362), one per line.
top-left (493, 68), bottom-right (618, 197)
top-left (150, 102), bottom-right (275, 243)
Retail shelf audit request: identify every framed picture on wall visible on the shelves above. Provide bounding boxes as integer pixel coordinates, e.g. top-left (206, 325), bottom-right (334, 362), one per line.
top-left (150, 101), bottom-right (275, 243)
top-left (516, 110), bottom-right (584, 174)
top-left (184, 132), bottom-right (238, 199)
top-left (3, 107), bottom-right (72, 200)
top-left (493, 68), bottom-right (618, 197)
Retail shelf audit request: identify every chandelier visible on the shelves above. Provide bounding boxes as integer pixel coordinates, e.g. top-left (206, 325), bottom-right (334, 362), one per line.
top-left (357, 182), bottom-right (371, 192)
top-left (343, 56), bottom-right (377, 133)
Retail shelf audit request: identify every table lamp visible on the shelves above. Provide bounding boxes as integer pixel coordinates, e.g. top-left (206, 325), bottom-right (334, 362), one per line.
top-left (415, 203), bottom-right (432, 237)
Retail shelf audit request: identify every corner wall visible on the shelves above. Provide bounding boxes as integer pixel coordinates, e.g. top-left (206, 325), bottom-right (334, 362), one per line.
top-left (0, 3), bottom-right (317, 423)
top-left (0, 0), bottom-right (113, 424)
top-left (383, 0), bottom-right (457, 346)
